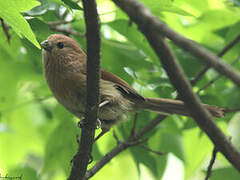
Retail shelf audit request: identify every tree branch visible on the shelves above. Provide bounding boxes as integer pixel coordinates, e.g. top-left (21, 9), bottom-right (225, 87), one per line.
top-left (205, 147), bottom-right (218, 180)
top-left (197, 56), bottom-right (240, 94)
top-left (112, 0), bottom-right (240, 87)
top-left (161, 27), bottom-right (240, 87)
top-left (68, 0), bottom-right (101, 179)
top-left (0, 18), bottom-right (11, 43)
top-left (48, 24), bottom-right (84, 37)
top-left (225, 107), bottom-right (240, 113)
top-left (139, 145), bottom-right (165, 156)
top-left (112, 0), bottom-right (240, 171)
top-left (130, 113), bottom-right (138, 136)
top-left (191, 35), bottom-right (240, 86)
top-left (85, 115), bottom-right (166, 179)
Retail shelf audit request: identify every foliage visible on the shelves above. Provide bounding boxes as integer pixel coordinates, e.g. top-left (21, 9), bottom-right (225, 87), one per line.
top-left (0, 0), bottom-right (240, 179)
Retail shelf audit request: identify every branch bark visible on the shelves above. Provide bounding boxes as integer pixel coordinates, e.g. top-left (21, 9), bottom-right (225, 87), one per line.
top-left (0, 18), bottom-right (11, 43)
top-left (112, 0), bottom-right (240, 87)
top-left (85, 115), bottom-right (166, 179)
top-left (112, 0), bottom-right (240, 171)
top-left (68, 0), bottom-right (101, 179)
top-left (205, 147), bottom-right (218, 180)
top-left (191, 34), bottom-right (240, 86)
top-left (197, 56), bottom-right (240, 94)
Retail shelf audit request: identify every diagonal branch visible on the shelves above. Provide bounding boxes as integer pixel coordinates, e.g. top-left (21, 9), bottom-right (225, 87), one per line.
top-left (68, 0), bottom-right (101, 179)
top-left (0, 18), bottom-right (11, 43)
top-left (205, 147), bottom-right (218, 180)
top-left (85, 115), bottom-right (166, 179)
top-left (112, 0), bottom-right (240, 171)
top-left (112, 0), bottom-right (240, 87)
top-left (139, 145), bottom-right (165, 155)
top-left (197, 56), bottom-right (240, 94)
top-left (191, 35), bottom-right (240, 86)
top-left (160, 26), bottom-right (240, 87)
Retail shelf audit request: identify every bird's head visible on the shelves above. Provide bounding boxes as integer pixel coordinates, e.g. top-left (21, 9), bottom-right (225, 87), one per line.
top-left (41, 34), bottom-right (86, 64)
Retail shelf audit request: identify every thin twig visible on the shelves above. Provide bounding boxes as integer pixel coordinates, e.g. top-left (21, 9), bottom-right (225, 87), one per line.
top-left (218, 35), bottom-right (240, 57)
top-left (68, 0), bottom-right (101, 179)
top-left (113, 130), bottom-right (121, 144)
top-left (49, 25), bottom-right (85, 37)
top-left (123, 137), bottom-right (149, 146)
top-left (112, 0), bottom-right (240, 171)
top-left (191, 35), bottom-right (240, 86)
top-left (47, 20), bottom-right (72, 26)
top-left (197, 56), bottom-right (240, 94)
top-left (130, 113), bottom-right (138, 136)
top-left (85, 115), bottom-right (167, 179)
top-left (139, 145), bottom-right (165, 155)
top-left (0, 18), bottom-right (11, 43)
top-left (224, 107), bottom-right (240, 113)
top-left (162, 29), bottom-right (240, 87)
top-left (205, 147), bottom-right (218, 180)
top-left (113, 0), bottom-right (240, 87)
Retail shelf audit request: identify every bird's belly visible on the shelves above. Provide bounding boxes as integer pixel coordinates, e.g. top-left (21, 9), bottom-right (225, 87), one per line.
top-left (53, 88), bottom-right (86, 118)
top-left (47, 77), bottom-right (135, 123)
top-left (54, 89), bottom-right (128, 121)
top-left (99, 104), bottom-right (126, 121)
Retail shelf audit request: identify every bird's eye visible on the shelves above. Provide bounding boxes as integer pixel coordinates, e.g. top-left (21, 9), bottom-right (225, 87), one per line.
top-left (57, 42), bottom-right (64, 49)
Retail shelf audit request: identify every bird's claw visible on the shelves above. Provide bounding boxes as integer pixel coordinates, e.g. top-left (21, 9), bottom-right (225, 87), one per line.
top-left (78, 119), bottom-right (87, 128)
top-left (78, 118), bottom-right (102, 130)
top-left (96, 119), bottom-right (102, 129)
top-left (88, 154), bottom-right (93, 164)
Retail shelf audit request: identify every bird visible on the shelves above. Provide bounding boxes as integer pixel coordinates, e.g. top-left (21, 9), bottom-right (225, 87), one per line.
top-left (41, 34), bottom-right (224, 139)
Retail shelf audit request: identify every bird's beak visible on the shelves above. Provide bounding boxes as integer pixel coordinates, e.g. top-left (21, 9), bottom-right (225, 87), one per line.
top-left (40, 40), bottom-right (52, 52)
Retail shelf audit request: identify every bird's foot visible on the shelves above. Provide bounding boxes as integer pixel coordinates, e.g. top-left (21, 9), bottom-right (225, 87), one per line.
top-left (78, 118), bottom-right (102, 130)
top-left (96, 119), bottom-right (102, 129)
top-left (70, 152), bottom-right (93, 166)
top-left (78, 119), bottom-right (87, 128)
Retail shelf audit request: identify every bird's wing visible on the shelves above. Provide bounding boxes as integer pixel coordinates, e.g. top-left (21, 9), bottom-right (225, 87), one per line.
top-left (101, 70), bottom-right (145, 101)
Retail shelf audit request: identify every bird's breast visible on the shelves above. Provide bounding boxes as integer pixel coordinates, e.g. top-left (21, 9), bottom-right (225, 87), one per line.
top-left (45, 71), bottom-right (87, 117)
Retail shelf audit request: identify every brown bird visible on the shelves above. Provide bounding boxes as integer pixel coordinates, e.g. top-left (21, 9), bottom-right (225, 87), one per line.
top-left (41, 34), bottom-right (224, 138)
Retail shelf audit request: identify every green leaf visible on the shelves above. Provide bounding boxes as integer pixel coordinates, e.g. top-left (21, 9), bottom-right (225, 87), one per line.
top-left (26, 0), bottom-right (59, 16)
top-left (160, 133), bottom-right (184, 161)
top-left (172, 0), bottom-right (209, 15)
top-left (108, 20), bottom-right (159, 64)
top-left (225, 21), bottom-right (240, 54)
top-left (28, 18), bottom-right (53, 41)
top-left (139, 0), bottom-right (194, 17)
top-left (49, 0), bottom-right (82, 10)
top-left (42, 118), bottom-right (78, 175)
top-left (7, 0), bottom-right (41, 13)
top-left (226, 86), bottom-right (240, 107)
top-left (101, 38), bottom-right (152, 85)
top-left (0, 0), bottom-right (40, 48)
top-left (227, 112), bottom-right (240, 151)
top-left (149, 116), bottom-right (184, 161)
top-left (61, 0), bottom-right (83, 10)
top-left (0, 102), bottom-right (46, 170)
top-left (130, 146), bottom-right (160, 178)
top-left (174, 47), bottom-right (204, 78)
top-left (184, 127), bottom-right (213, 178)
top-left (231, 0), bottom-right (240, 8)
top-left (9, 166), bottom-right (40, 180)
top-left (210, 167), bottom-right (240, 180)
top-left (197, 10), bottom-right (240, 30)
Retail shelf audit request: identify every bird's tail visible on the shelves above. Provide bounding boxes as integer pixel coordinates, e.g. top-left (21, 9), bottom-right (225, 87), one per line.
top-left (136, 97), bottom-right (224, 118)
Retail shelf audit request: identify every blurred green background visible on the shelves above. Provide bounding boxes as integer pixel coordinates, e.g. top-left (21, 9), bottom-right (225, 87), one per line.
top-left (0, 0), bottom-right (240, 179)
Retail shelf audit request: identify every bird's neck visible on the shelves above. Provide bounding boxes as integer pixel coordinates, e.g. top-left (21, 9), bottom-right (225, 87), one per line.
top-left (42, 52), bottom-right (86, 89)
